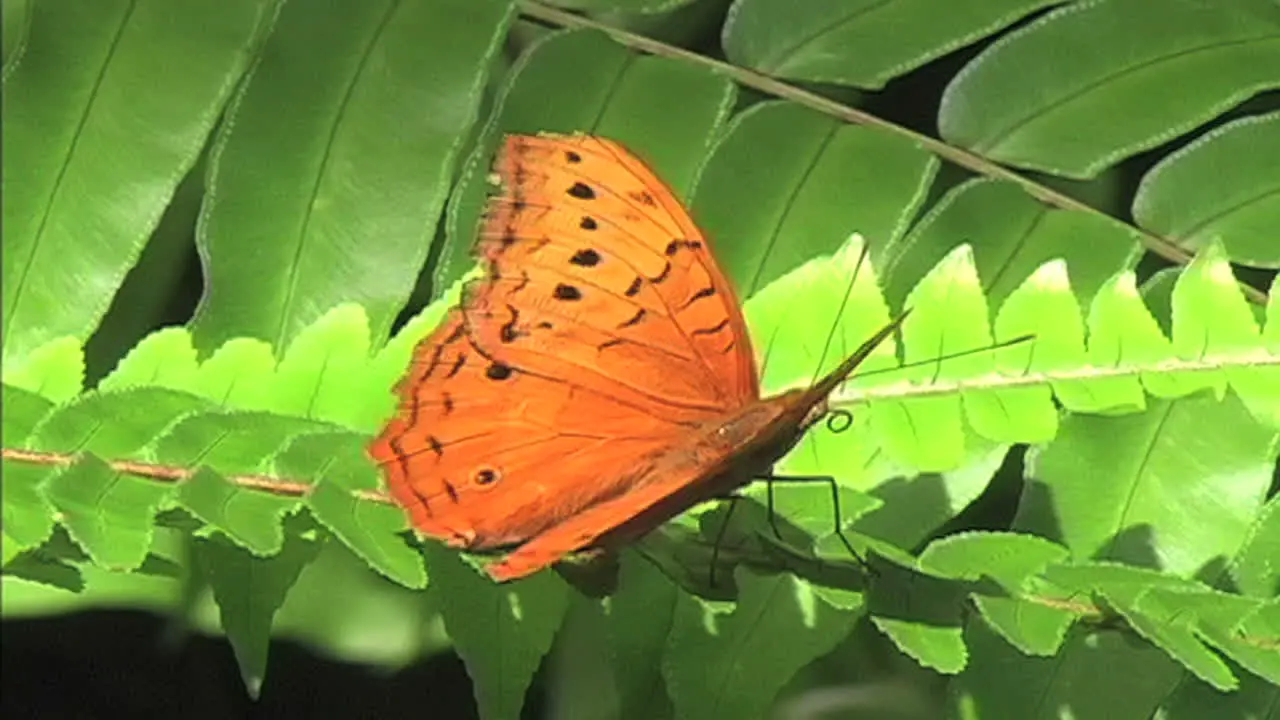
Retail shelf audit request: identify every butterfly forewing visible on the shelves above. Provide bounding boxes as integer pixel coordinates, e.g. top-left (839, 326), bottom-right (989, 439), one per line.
top-left (471, 135), bottom-right (758, 410)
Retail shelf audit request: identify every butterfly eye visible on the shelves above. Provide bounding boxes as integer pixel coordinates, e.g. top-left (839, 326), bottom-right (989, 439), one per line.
top-left (474, 468), bottom-right (500, 486)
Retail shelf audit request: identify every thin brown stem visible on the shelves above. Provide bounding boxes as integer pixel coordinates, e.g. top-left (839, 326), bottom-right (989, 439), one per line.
top-left (0, 447), bottom-right (392, 504)
top-left (514, 1), bottom-right (1267, 306)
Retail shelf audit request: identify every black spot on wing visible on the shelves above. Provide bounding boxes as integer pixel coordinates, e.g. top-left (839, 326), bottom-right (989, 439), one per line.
top-left (387, 436), bottom-right (429, 515)
top-left (619, 309), bottom-right (646, 328)
top-left (514, 270), bottom-right (531, 292)
top-left (422, 344), bottom-right (446, 379)
top-left (554, 284), bottom-right (582, 301)
top-left (664, 238), bottom-right (703, 256)
top-left (407, 393), bottom-right (423, 425)
top-left (445, 354), bottom-right (466, 378)
top-left (680, 285), bottom-right (716, 309)
top-left (571, 249), bottom-right (601, 267)
top-left (691, 318), bottom-right (730, 336)
top-left (630, 190), bottom-right (657, 207)
top-left (499, 305), bottom-right (521, 343)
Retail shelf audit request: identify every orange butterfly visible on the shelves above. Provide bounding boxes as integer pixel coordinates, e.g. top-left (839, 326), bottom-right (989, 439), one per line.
top-left (369, 133), bottom-right (905, 582)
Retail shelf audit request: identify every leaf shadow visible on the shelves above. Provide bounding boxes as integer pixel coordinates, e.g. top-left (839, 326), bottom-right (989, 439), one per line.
top-left (855, 470), bottom-right (956, 549)
top-left (1094, 524), bottom-right (1163, 571)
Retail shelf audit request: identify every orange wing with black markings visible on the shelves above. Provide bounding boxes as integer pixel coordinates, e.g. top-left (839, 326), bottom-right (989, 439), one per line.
top-left (370, 134), bottom-right (759, 560)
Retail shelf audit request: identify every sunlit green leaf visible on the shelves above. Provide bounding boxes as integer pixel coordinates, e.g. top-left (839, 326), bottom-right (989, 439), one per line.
top-left (97, 327), bottom-right (199, 393)
top-left (191, 337), bottom-right (278, 409)
top-left (1, 336), bottom-right (83, 403)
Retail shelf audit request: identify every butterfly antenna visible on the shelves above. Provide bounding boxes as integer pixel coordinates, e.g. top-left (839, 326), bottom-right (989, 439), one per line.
top-left (808, 244), bottom-right (872, 388)
top-left (757, 318), bottom-right (788, 382)
top-left (806, 310), bottom-right (911, 402)
top-left (843, 333), bottom-right (1036, 386)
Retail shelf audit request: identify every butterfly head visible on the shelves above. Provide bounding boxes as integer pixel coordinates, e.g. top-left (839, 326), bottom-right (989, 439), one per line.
top-left (799, 394), bottom-right (834, 432)
top-left (729, 310), bottom-right (913, 467)
top-left (709, 387), bottom-right (836, 480)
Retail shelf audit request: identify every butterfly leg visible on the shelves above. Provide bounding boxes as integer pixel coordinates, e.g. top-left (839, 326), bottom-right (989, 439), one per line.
top-left (763, 477), bottom-right (784, 542)
top-left (708, 494), bottom-right (744, 588)
top-left (759, 473), bottom-right (873, 573)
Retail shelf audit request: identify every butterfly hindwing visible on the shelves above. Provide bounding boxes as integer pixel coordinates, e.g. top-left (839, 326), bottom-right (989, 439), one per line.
top-left (371, 310), bottom-right (680, 549)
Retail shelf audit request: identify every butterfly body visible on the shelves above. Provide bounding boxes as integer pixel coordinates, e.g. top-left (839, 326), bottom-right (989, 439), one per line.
top-left (370, 133), bottom-right (901, 582)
